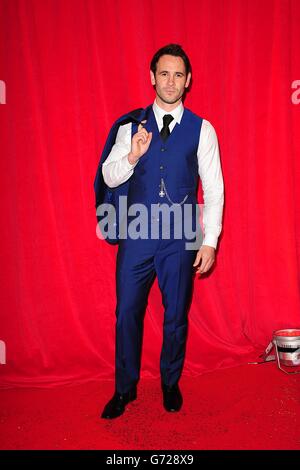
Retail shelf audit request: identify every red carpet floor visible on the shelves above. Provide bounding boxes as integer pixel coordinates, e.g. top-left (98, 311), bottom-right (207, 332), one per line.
top-left (0, 363), bottom-right (299, 450)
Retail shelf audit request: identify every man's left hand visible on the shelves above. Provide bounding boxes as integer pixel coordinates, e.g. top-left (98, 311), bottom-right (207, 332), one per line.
top-left (193, 245), bottom-right (216, 274)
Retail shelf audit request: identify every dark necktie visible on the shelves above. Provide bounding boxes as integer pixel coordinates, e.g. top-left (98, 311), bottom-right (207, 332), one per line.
top-left (160, 114), bottom-right (174, 142)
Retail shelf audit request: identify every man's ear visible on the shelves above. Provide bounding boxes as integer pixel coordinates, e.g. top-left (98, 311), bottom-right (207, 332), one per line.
top-left (150, 70), bottom-right (156, 86)
top-left (185, 72), bottom-right (192, 88)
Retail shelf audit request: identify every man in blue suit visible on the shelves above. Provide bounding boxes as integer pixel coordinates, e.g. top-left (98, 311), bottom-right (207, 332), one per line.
top-left (98, 44), bottom-right (224, 419)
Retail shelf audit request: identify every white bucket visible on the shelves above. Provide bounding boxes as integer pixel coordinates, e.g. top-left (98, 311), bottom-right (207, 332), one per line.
top-left (256, 328), bottom-right (300, 374)
top-left (273, 329), bottom-right (300, 367)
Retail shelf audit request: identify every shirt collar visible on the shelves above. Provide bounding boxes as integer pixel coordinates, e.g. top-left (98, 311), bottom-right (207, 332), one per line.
top-left (152, 99), bottom-right (184, 125)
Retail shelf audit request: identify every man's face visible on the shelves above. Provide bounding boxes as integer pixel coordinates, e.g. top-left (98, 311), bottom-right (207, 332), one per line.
top-left (150, 54), bottom-right (191, 106)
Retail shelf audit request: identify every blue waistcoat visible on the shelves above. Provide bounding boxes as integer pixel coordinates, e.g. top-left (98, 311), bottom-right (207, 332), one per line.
top-left (128, 106), bottom-right (203, 207)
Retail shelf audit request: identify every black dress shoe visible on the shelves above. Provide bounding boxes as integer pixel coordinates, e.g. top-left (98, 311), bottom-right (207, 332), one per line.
top-left (101, 387), bottom-right (137, 419)
top-left (162, 383), bottom-right (183, 412)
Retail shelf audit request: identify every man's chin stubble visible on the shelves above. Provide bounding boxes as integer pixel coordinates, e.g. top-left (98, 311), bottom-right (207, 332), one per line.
top-left (156, 90), bottom-right (184, 105)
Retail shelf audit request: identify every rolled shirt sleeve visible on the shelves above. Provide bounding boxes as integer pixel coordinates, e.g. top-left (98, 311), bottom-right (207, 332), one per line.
top-left (102, 122), bottom-right (137, 188)
top-left (197, 120), bottom-right (224, 249)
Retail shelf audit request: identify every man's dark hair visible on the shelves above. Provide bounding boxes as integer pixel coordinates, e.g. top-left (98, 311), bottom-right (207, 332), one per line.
top-left (150, 44), bottom-right (191, 76)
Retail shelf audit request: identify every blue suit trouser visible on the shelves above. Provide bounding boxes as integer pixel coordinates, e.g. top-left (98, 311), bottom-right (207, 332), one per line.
top-left (115, 236), bottom-right (196, 393)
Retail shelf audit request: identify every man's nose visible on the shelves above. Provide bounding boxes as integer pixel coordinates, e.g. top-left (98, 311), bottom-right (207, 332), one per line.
top-left (167, 75), bottom-right (175, 85)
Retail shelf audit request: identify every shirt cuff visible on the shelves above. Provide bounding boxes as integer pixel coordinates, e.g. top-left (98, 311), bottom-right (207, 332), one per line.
top-left (123, 154), bottom-right (138, 170)
top-left (201, 234), bottom-right (218, 249)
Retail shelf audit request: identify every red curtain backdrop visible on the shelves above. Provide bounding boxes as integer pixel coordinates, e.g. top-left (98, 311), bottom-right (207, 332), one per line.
top-left (0, 0), bottom-right (300, 387)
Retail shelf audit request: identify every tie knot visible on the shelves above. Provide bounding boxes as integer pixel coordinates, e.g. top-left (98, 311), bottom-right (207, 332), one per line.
top-left (162, 114), bottom-right (174, 127)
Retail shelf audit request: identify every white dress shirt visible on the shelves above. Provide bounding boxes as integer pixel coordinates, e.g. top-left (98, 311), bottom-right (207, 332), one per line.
top-left (102, 100), bottom-right (224, 249)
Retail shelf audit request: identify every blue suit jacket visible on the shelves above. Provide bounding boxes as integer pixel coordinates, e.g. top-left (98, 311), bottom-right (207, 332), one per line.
top-left (94, 105), bottom-right (152, 244)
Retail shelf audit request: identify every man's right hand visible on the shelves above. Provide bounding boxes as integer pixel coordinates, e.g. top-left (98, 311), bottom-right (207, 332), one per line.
top-left (128, 123), bottom-right (153, 165)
